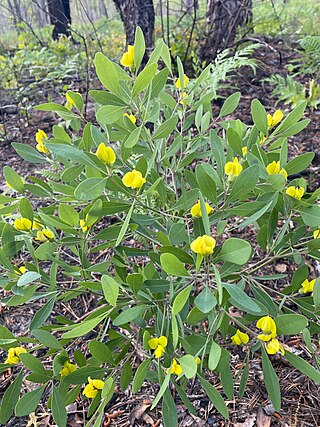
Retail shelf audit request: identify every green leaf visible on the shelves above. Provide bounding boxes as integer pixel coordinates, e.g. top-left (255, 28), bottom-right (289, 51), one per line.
top-left (151, 68), bottom-right (169, 99)
top-left (223, 282), bottom-right (262, 314)
top-left (178, 355), bottom-right (197, 379)
top-left (219, 92), bottom-right (241, 118)
top-left (52, 386), bottom-right (67, 427)
top-left (19, 353), bottom-right (47, 375)
top-left (94, 53), bottom-right (121, 96)
top-left (132, 359), bottom-right (152, 393)
top-left (62, 315), bottom-right (105, 339)
top-left (313, 278), bottom-right (320, 311)
top-left (74, 178), bottom-right (107, 200)
top-left (251, 99), bottom-right (268, 135)
top-left (15, 386), bottom-right (45, 417)
top-left (134, 26), bottom-right (145, 71)
top-left (285, 152), bottom-right (314, 175)
top-left (195, 164), bottom-right (217, 205)
top-left (220, 238), bottom-right (252, 265)
top-left (194, 286), bottom-right (217, 313)
top-left (124, 126), bottom-right (142, 148)
top-left (101, 275), bottom-right (119, 306)
top-left (88, 341), bottom-right (113, 363)
top-left (12, 143), bottom-right (46, 164)
top-left (96, 105), bottom-right (126, 125)
top-left (172, 285), bottom-right (193, 316)
top-left (0, 370), bottom-right (23, 424)
top-left (150, 371), bottom-right (171, 410)
top-left (208, 340), bottom-right (222, 370)
top-left (198, 375), bottom-right (228, 419)
top-left (153, 117), bottom-right (178, 139)
top-left (228, 165), bottom-right (259, 202)
top-left (284, 351), bottom-right (320, 383)
top-left (276, 101), bottom-right (307, 132)
top-left (115, 201), bottom-right (135, 246)
top-left (3, 166), bottom-right (24, 193)
top-left (113, 305), bottom-right (147, 326)
top-left (261, 346), bottom-right (281, 412)
top-left (275, 314), bottom-right (308, 335)
top-left (33, 329), bottom-right (63, 349)
top-left (120, 361), bottom-right (133, 390)
top-left (299, 205), bottom-right (320, 227)
top-left (63, 367), bottom-right (105, 384)
top-left (162, 390), bottom-right (178, 427)
top-left (132, 63), bottom-right (157, 97)
top-left (17, 271), bottom-right (41, 287)
top-left (160, 253), bottom-right (189, 277)
top-left (59, 204), bottom-right (79, 227)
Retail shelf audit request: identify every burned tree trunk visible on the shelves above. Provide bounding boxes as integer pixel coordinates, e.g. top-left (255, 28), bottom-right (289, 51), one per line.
top-left (202, 0), bottom-right (252, 61)
top-left (47, 0), bottom-right (71, 40)
top-left (113, 0), bottom-right (155, 51)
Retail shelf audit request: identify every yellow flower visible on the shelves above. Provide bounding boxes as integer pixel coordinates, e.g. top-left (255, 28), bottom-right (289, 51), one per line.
top-left (224, 157), bottom-right (243, 181)
top-left (175, 74), bottom-right (189, 89)
top-left (124, 113), bottom-right (136, 124)
top-left (14, 218), bottom-right (32, 231)
top-left (32, 220), bottom-right (42, 230)
top-left (256, 316), bottom-right (277, 342)
top-left (180, 92), bottom-right (188, 106)
top-left (242, 146), bottom-right (247, 157)
top-left (5, 347), bottom-right (27, 364)
top-left (195, 356), bottom-right (201, 365)
top-left (60, 360), bottom-right (77, 377)
top-left (148, 335), bottom-right (167, 358)
top-left (95, 143), bottom-right (116, 166)
top-left (35, 129), bottom-right (49, 154)
top-left (190, 200), bottom-right (213, 218)
top-left (231, 329), bottom-right (249, 345)
top-left (83, 377), bottom-right (104, 398)
top-left (15, 266), bottom-right (27, 275)
top-left (65, 92), bottom-right (75, 109)
top-left (266, 161), bottom-right (288, 178)
top-left (267, 110), bottom-right (284, 128)
top-left (286, 186), bottom-right (304, 200)
top-left (314, 229), bottom-right (320, 239)
top-left (166, 359), bottom-right (183, 376)
top-left (265, 338), bottom-right (285, 356)
top-left (35, 228), bottom-right (54, 242)
top-left (80, 219), bottom-right (89, 233)
top-left (299, 278), bottom-right (316, 294)
top-left (120, 45), bottom-right (134, 67)
top-left (122, 169), bottom-right (146, 189)
top-left (190, 235), bottom-right (216, 256)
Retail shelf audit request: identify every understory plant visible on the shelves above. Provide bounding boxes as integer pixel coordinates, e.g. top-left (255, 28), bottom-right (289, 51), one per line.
top-left (0, 27), bottom-right (320, 426)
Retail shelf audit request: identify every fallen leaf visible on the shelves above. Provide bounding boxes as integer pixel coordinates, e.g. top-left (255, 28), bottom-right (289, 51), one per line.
top-left (256, 407), bottom-right (271, 427)
top-left (275, 263), bottom-right (287, 273)
top-left (234, 413), bottom-right (256, 427)
top-left (129, 399), bottom-right (151, 425)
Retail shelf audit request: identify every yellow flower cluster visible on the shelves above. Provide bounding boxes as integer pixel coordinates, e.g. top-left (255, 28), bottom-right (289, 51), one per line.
top-left (148, 335), bottom-right (167, 358)
top-left (267, 110), bottom-right (284, 128)
top-left (190, 200), bottom-right (213, 218)
top-left (35, 129), bottom-right (49, 154)
top-left (122, 169), bottom-right (146, 189)
top-left (286, 186), bottom-right (304, 200)
top-left (266, 161), bottom-right (287, 179)
top-left (124, 113), bottom-right (136, 124)
top-left (299, 278), bottom-right (316, 294)
top-left (175, 74), bottom-right (189, 90)
top-left (167, 359), bottom-right (183, 375)
top-left (65, 93), bottom-right (75, 110)
top-left (5, 347), bottom-right (27, 364)
top-left (190, 235), bottom-right (216, 256)
top-left (224, 157), bottom-right (242, 182)
top-left (256, 316), bottom-right (284, 355)
top-left (231, 329), bottom-right (249, 346)
top-left (314, 229), bottom-right (320, 239)
top-left (60, 360), bottom-right (77, 377)
top-left (14, 217), bottom-right (32, 231)
top-left (83, 377), bottom-right (104, 398)
top-left (35, 228), bottom-right (54, 242)
top-left (95, 143), bottom-right (116, 166)
top-left (120, 45), bottom-right (134, 68)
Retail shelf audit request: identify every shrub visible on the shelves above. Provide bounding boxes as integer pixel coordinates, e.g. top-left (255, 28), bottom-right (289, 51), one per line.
top-left (0, 27), bottom-right (320, 426)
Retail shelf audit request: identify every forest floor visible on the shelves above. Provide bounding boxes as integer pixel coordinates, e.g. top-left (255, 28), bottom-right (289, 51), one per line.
top-left (0, 36), bottom-right (319, 427)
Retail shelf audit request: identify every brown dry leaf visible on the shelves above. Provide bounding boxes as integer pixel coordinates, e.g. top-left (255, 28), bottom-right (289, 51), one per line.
top-left (256, 407), bottom-right (271, 427)
top-left (234, 413), bottom-right (256, 427)
top-left (129, 399), bottom-right (151, 425)
top-left (275, 263), bottom-right (287, 273)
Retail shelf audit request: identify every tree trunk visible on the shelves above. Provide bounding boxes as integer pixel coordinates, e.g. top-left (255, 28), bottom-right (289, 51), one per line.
top-left (202, 0), bottom-right (252, 61)
top-left (113, 0), bottom-right (155, 52)
top-left (100, 0), bottom-right (108, 17)
top-left (47, 0), bottom-right (71, 40)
